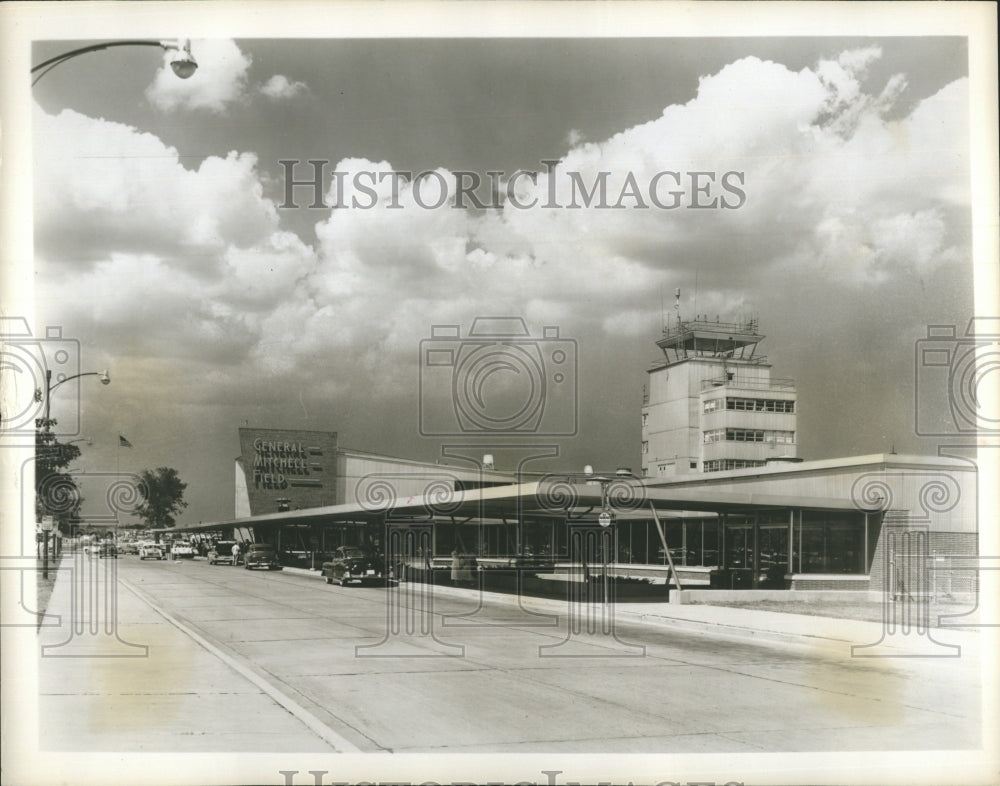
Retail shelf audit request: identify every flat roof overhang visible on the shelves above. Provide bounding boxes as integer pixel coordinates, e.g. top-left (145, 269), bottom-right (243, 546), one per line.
top-left (160, 481), bottom-right (863, 534)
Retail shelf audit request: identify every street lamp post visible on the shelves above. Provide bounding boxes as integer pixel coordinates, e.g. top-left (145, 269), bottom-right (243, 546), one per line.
top-left (31, 39), bottom-right (197, 85)
top-left (36, 370), bottom-right (109, 577)
top-left (40, 368), bottom-right (110, 431)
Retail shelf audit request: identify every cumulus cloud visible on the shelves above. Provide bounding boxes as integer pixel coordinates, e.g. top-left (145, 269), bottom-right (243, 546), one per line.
top-left (260, 74), bottom-right (308, 99)
top-left (146, 39), bottom-right (252, 113)
top-left (35, 47), bottom-right (971, 459)
top-left (34, 106), bottom-right (279, 268)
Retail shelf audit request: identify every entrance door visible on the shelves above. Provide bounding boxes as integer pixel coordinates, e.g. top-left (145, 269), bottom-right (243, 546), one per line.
top-left (725, 525), bottom-right (755, 588)
top-left (757, 525), bottom-right (790, 588)
top-left (725, 523), bottom-right (789, 588)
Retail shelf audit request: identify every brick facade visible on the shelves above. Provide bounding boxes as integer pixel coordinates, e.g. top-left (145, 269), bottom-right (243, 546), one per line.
top-left (237, 428), bottom-right (339, 515)
top-left (867, 510), bottom-right (978, 596)
top-left (789, 577), bottom-right (870, 591)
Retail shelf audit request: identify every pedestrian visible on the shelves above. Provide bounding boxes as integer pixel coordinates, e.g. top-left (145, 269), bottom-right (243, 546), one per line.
top-left (459, 554), bottom-right (475, 587)
top-left (231, 541), bottom-right (241, 566)
top-left (450, 549), bottom-right (461, 586)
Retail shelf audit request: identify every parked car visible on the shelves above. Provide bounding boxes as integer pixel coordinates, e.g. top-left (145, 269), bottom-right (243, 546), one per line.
top-left (321, 546), bottom-right (383, 586)
top-left (139, 543), bottom-right (165, 560)
top-left (171, 541), bottom-right (195, 559)
top-left (119, 540), bottom-right (139, 555)
top-left (243, 543), bottom-right (282, 571)
top-left (98, 541), bottom-right (118, 558)
top-left (208, 541), bottom-right (238, 565)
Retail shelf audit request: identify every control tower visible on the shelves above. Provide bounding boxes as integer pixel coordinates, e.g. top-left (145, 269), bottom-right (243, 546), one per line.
top-left (641, 293), bottom-right (797, 477)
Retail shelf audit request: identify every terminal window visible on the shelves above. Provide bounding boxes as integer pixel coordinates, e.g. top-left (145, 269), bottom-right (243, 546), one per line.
top-left (725, 397), bottom-right (795, 413)
top-left (704, 429), bottom-right (795, 444)
top-left (703, 459), bottom-right (767, 472)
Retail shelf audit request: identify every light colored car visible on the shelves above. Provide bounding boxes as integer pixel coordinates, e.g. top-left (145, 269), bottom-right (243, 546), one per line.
top-left (139, 543), bottom-right (165, 560)
top-left (170, 542), bottom-right (195, 559)
top-left (207, 541), bottom-right (238, 565)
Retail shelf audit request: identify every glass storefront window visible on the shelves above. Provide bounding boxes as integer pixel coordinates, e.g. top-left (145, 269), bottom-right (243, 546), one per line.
top-left (799, 512), bottom-right (864, 573)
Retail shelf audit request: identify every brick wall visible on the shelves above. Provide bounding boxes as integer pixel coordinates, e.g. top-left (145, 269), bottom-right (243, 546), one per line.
top-left (868, 511), bottom-right (978, 596)
top-left (238, 428), bottom-right (339, 514)
top-left (790, 577), bottom-right (870, 591)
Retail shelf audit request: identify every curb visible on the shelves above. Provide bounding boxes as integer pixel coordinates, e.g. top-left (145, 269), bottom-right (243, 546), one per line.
top-left (271, 565), bottom-right (979, 657)
top-left (275, 565), bottom-right (857, 651)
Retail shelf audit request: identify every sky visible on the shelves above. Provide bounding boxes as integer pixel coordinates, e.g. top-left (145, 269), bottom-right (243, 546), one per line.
top-left (25, 34), bottom-right (975, 526)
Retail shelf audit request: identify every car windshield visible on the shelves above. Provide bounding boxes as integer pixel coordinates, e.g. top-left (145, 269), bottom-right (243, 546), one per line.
top-left (248, 544), bottom-right (274, 552)
top-left (340, 547), bottom-right (366, 558)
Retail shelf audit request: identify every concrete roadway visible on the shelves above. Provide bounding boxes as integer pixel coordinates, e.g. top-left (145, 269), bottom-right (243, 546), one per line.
top-left (45, 555), bottom-right (983, 754)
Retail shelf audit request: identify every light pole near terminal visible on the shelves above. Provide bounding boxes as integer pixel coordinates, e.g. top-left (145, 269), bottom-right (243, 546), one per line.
top-left (38, 369), bottom-right (110, 432)
top-left (35, 371), bottom-right (109, 577)
top-left (31, 39), bottom-right (197, 85)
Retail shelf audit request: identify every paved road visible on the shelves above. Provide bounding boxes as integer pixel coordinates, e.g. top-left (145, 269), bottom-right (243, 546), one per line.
top-left (45, 555), bottom-right (983, 754)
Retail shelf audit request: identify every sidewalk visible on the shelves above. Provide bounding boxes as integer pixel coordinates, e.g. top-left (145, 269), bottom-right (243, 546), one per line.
top-left (282, 565), bottom-right (983, 658)
top-left (36, 554), bottom-right (351, 752)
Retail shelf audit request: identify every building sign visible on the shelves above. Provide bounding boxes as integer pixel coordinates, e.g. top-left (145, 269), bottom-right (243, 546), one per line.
top-left (252, 437), bottom-right (316, 489)
top-left (236, 428), bottom-right (339, 516)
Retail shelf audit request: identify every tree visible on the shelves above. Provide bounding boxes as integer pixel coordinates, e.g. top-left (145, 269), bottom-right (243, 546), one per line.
top-left (134, 467), bottom-right (188, 529)
top-left (35, 417), bottom-right (84, 533)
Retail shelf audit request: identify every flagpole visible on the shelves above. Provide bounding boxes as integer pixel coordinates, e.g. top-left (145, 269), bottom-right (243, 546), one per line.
top-left (117, 437), bottom-right (121, 541)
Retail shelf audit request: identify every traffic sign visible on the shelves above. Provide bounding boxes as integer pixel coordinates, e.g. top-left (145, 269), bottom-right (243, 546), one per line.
top-left (598, 511), bottom-right (613, 527)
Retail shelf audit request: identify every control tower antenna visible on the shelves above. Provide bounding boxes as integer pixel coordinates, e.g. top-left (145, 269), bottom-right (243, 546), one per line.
top-left (674, 287), bottom-right (682, 330)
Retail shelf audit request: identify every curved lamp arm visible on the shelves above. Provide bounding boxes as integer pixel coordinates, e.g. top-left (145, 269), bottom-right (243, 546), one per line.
top-left (42, 370), bottom-right (111, 427)
top-left (32, 39), bottom-right (197, 85)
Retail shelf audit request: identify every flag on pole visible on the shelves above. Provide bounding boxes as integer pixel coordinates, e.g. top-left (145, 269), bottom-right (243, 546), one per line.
top-left (119, 435), bottom-right (133, 448)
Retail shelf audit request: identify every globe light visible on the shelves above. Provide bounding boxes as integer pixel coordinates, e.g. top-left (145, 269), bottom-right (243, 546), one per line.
top-left (168, 43), bottom-right (198, 79)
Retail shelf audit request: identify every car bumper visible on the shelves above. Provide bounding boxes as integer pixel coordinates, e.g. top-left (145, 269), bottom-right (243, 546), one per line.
top-left (322, 566), bottom-right (383, 582)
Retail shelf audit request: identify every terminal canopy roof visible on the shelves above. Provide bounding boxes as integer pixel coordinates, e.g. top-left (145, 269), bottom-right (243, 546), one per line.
top-left (164, 479), bottom-right (860, 534)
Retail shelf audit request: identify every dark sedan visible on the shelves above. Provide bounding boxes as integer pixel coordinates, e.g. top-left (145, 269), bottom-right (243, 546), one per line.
top-left (321, 546), bottom-right (384, 586)
top-left (243, 543), bottom-right (282, 571)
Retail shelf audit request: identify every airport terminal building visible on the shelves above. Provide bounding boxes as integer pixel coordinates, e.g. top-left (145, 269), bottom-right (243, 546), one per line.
top-left (174, 319), bottom-right (979, 599)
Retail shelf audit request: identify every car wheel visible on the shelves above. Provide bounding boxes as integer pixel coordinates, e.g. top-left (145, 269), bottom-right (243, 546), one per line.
top-left (325, 577), bottom-right (333, 584)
